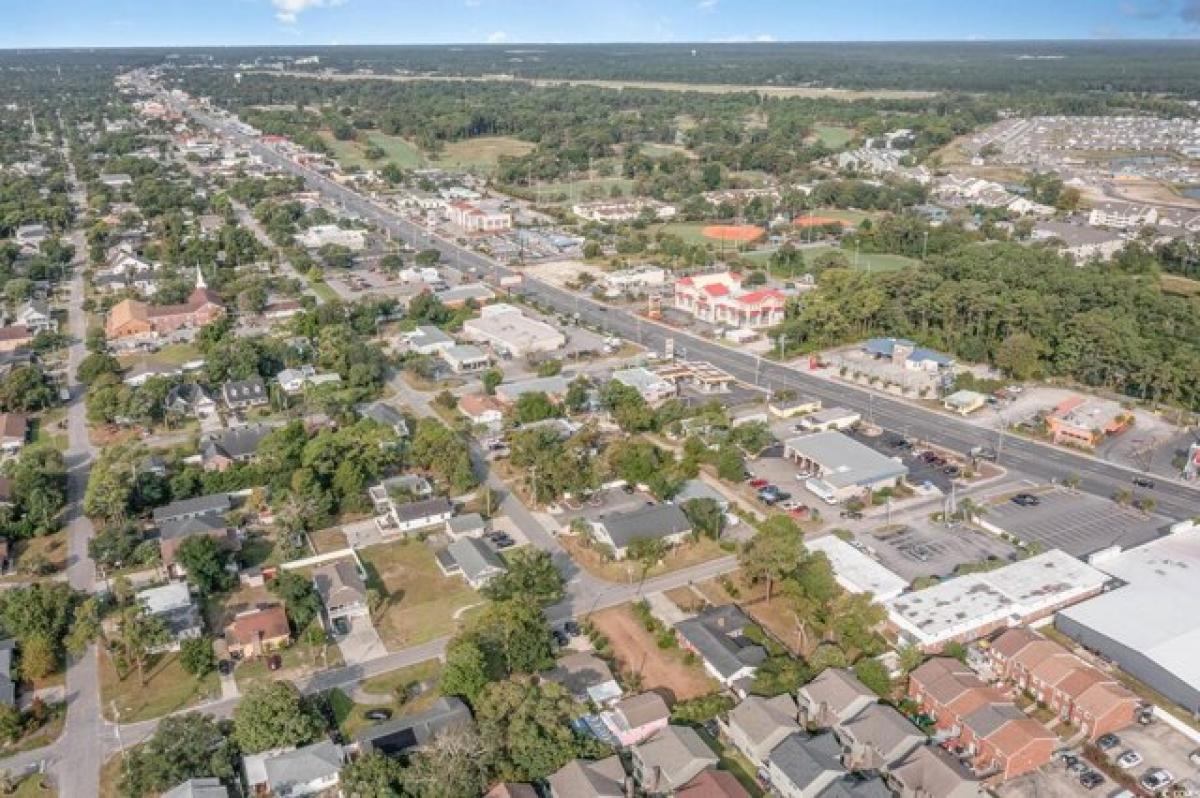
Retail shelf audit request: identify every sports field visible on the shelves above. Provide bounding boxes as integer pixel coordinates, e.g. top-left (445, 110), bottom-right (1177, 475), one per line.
top-left (814, 125), bottom-right (855, 149)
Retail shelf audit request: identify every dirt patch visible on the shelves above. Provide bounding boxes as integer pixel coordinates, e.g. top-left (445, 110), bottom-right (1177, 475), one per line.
top-left (590, 604), bottom-right (717, 702)
top-left (702, 224), bottom-right (765, 242)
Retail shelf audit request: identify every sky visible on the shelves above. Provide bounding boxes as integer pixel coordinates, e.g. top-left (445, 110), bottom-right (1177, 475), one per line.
top-left (4, 0), bottom-right (1200, 48)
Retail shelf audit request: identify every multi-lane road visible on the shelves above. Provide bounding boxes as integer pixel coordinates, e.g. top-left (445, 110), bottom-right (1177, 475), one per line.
top-left (179, 96), bottom-right (1200, 522)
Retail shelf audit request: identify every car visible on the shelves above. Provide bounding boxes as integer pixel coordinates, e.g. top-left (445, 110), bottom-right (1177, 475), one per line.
top-left (789, 506), bottom-right (809, 519)
top-left (364, 708), bottom-right (393, 721)
top-left (1061, 754), bottom-right (1079, 768)
top-left (840, 509), bottom-right (864, 520)
top-left (943, 465), bottom-right (961, 477)
top-left (1096, 733), bottom-right (1120, 751)
top-left (562, 620), bottom-right (581, 637)
top-left (1138, 707), bottom-right (1156, 725)
top-left (332, 617), bottom-right (350, 635)
top-left (1117, 750), bottom-right (1143, 769)
top-left (1189, 750), bottom-right (1200, 767)
top-left (1068, 759), bottom-right (1090, 775)
top-left (1079, 771), bottom-right (1105, 789)
top-left (217, 659), bottom-right (232, 676)
top-left (552, 629), bottom-right (568, 647)
top-left (1011, 493), bottom-right (1041, 507)
top-left (1140, 769), bottom-right (1174, 793)
top-left (1133, 477), bottom-right (1156, 489)
top-left (747, 478), bottom-right (769, 489)
top-left (267, 654), bottom-right (282, 672)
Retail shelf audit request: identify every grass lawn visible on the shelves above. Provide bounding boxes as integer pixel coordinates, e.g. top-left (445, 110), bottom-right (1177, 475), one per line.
top-left (310, 526), bottom-right (349, 554)
top-left (0, 534), bottom-right (69, 582)
top-left (309, 280), bottom-right (338, 303)
top-left (0, 708), bottom-right (66, 756)
top-left (560, 533), bottom-right (730, 583)
top-left (321, 131), bottom-right (426, 170)
top-left (1161, 273), bottom-right (1200, 296)
top-left (801, 244), bottom-right (920, 273)
top-left (99, 649), bottom-right (219, 723)
top-left (358, 539), bottom-right (481, 651)
top-left (530, 176), bottom-right (635, 204)
top-left (117, 343), bottom-right (202, 371)
top-left (641, 143), bottom-right (693, 159)
top-left (590, 603), bottom-right (717, 702)
top-left (11, 774), bottom-right (55, 798)
top-left (429, 136), bottom-right (534, 170)
top-left (814, 125), bottom-right (855, 150)
top-left (329, 658), bottom-right (442, 739)
top-left (31, 408), bottom-right (68, 452)
top-left (234, 640), bottom-right (343, 692)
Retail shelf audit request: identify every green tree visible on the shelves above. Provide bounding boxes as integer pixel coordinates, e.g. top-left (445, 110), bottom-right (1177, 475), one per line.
top-left (481, 369), bottom-right (503, 396)
top-left (681, 498), bottom-right (725, 540)
top-left (175, 535), bottom-right (234, 594)
top-left (19, 633), bottom-right (57, 681)
top-left (481, 548), bottom-right (565, 607)
top-left (119, 713), bottom-right (238, 798)
top-left (440, 637), bottom-right (491, 703)
top-left (739, 516), bottom-right (803, 603)
top-left (179, 638), bottom-right (216, 678)
top-left (400, 726), bottom-right (492, 798)
top-left (232, 682), bottom-right (324, 754)
top-left (340, 752), bottom-right (407, 798)
top-left (853, 657), bottom-right (893, 697)
top-left (715, 445), bottom-right (745, 482)
top-left (269, 570), bottom-right (321, 631)
top-left (116, 606), bottom-right (171, 686)
top-left (626, 537), bottom-right (668, 579)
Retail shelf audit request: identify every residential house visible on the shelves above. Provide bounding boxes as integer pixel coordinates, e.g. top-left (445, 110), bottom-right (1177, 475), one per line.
top-left (0, 414), bottom-right (26, 455)
top-left (242, 741), bottom-right (344, 798)
top-left (722, 693), bottom-right (800, 767)
top-left (809, 774), bottom-right (893, 798)
top-left (495, 375), bottom-right (570, 406)
top-left (458, 393), bottom-right (504, 431)
top-left (797, 668), bottom-right (877, 728)
top-left (123, 361), bottom-right (182, 387)
top-left (136, 582), bottom-right (204, 652)
top-left (445, 513), bottom-right (486, 539)
top-left (440, 344), bottom-right (491, 374)
top-left (677, 770), bottom-right (751, 798)
top-left (224, 603), bottom-right (291, 659)
top-left (221, 378), bottom-right (268, 410)
top-left (545, 651), bottom-right (623, 706)
top-left (165, 383), bottom-right (217, 419)
top-left (200, 424), bottom-right (270, 472)
top-left (907, 658), bottom-right (1056, 780)
top-left (632, 725), bottom-right (719, 795)
top-left (15, 301), bottom-right (55, 333)
top-left (313, 560), bottom-right (369, 624)
top-left (590, 504), bottom-right (693, 561)
top-left (601, 692), bottom-right (672, 746)
top-left (885, 745), bottom-right (981, 798)
top-left (377, 495), bottom-right (455, 535)
top-left (988, 627), bottom-right (1137, 740)
top-left (484, 784), bottom-right (538, 798)
top-left (0, 327), bottom-right (32, 354)
top-left (158, 515), bottom-right (239, 577)
top-left (796, 406), bottom-right (861, 433)
top-left (405, 325), bottom-right (455, 355)
top-left (153, 493), bottom-right (232, 525)
top-left (437, 537), bottom-right (507, 589)
top-left (612, 367), bottom-right (676, 405)
top-left (354, 696), bottom-right (473, 756)
top-left (14, 224), bottom-right (47, 253)
top-left (674, 605), bottom-right (766, 691)
top-left (674, 272), bottom-right (786, 330)
top-left (277, 365), bottom-right (341, 395)
top-left (357, 402), bottom-right (409, 437)
top-left (162, 778), bottom-right (229, 798)
top-left (766, 732), bottom-right (847, 798)
top-left (368, 475), bottom-right (433, 514)
top-left (834, 703), bottom-right (925, 771)
top-left (548, 756), bottom-right (627, 798)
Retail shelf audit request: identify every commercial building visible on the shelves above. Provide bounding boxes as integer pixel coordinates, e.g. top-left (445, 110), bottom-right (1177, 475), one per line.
top-left (295, 224), bottom-right (366, 250)
top-left (440, 344), bottom-right (491, 374)
top-left (612, 367), bottom-right (676, 405)
top-left (462, 304), bottom-right (566, 357)
top-left (805, 535), bottom-right (908, 601)
top-left (797, 407), bottom-right (861, 432)
top-left (673, 272), bottom-right (786, 330)
top-left (862, 338), bottom-right (954, 373)
top-left (448, 200), bottom-right (511, 233)
top-left (942, 390), bottom-right (987, 416)
top-left (600, 267), bottom-right (668, 297)
top-left (495, 375), bottom-right (570, 405)
top-left (1056, 524), bottom-right (1200, 714)
top-left (885, 549), bottom-right (1109, 651)
top-left (106, 269), bottom-right (224, 341)
top-left (783, 431), bottom-right (907, 503)
top-left (1045, 395), bottom-right (1132, 449)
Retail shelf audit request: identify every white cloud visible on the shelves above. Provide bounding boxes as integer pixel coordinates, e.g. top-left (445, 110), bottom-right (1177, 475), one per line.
top-left (712, 33), bottom-right (777, 42)
top-left (486, 30), bottom-right (509, 43)
top-left (271, 0), bottom-right (345, 25)
top-left (698, 0), bottom-right (718, 10)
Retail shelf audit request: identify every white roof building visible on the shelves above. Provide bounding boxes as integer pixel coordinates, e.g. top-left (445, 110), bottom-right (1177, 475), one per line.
top-left (295, 224), bottom-right (366, 250)
top-left (462, 304), bottom-right (566, 357)
top-left (806, 535), bottom-right (908, 601)
top-left (886, 549), bottom-right (1109, 651)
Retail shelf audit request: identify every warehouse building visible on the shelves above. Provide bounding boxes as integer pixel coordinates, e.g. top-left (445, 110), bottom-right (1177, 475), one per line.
top-left (1056, 524), bottom-right (1200, 714)
top-left (461, 304), bottom-right (566, 357)
top-left (784, 431), bottom-right (908, 502)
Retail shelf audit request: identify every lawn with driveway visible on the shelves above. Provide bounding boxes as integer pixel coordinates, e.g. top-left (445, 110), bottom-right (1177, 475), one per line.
top-left (328, 658), bottom-right (443, 740)
top-left (559, 532), bottom-right (730, 583)
top-left (358, 538), bottom-right (481, 651)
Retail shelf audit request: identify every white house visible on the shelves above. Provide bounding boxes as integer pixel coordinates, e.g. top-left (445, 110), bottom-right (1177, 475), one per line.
top-left (242, 742), bottom-right (344, 798)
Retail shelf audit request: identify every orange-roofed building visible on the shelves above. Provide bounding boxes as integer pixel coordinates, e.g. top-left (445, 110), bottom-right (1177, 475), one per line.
top-left (106, 267), bottom-right (224, 341)
top-left (224, 603), bottom-right (291, 659)
top-left (673, 271), bottom-right (785, 330)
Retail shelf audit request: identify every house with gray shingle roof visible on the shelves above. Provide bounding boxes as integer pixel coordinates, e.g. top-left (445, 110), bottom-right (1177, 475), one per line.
top-left (591, 503), bottom-right (692, 561)
top-left (834, 702), bottom-right (926, 771)
top-left (798, 668), bottom-right (878, 728)
top-left (766, 732), bottom-right (846, 798)
top-left (242, 741), bottom-right (344, 797)
top-left (723, 693), bottom-right (799, 766)
top-left (631, 725), bottom-right (719, 795)
top-left (437, 536), bottom-right (507, 589)
top-left (548, 756), bottom-right (627, 798)
top-left (674, 605), bottom-right (765, 691)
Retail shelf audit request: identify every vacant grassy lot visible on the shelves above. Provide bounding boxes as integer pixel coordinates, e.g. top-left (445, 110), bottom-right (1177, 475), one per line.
top-left (591, 603), bottom-right (717, 702)
top-left (531, 176), bottom-right (635, 204)
top-left (0, 534), bottom-right (69, 582)
top-left (430, 136), bottom-right (534, 170)
top-left (560, 533), bottom-right (731, 583)
top-left (1161, 273), bottom-right (1200, 296)
top-left (117, 343), bottom-right (203, 371)
top-left (100, 649), bottom-right (219, 723)
top-left (11, 774), bottom-right (55, 798)
top-left (321, 131), bottom-right (425, 169)
top-left (329, 658), bottom-right (443, 739)
top-left (801, 244), bottom-right (920, 273)
top-left (359, 539), bottom-right (481, 650)
top-left (814, 125), bottom-right (855, 149)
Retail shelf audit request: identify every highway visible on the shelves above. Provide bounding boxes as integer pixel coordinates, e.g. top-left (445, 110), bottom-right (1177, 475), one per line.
top-left (177, 96), bottom-right (1200, 522)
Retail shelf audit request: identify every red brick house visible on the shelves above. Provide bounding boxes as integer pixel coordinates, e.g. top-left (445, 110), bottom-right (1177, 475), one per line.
top-left (988, 628), bottom-right (1137, 741)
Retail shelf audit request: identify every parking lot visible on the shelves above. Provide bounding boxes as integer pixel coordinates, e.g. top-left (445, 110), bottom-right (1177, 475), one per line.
top-left (866, 520), bottom-right (1018, 581)
top-left (998, 763), bottom-right (1097, 798)
top-left (1094, 720), bottom-right (1200, 795)
top-left (984, 486), bottom-right (1173, 557)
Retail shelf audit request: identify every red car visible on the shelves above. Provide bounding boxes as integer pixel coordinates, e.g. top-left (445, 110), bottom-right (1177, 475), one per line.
top-left (747, 478), bottom-right (769, 489)
top-left (789, 506), bottom-right (810, 519)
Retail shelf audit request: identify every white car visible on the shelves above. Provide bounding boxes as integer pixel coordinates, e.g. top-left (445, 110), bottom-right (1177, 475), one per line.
top-left (1116, 750), bottom-right (1143, 769)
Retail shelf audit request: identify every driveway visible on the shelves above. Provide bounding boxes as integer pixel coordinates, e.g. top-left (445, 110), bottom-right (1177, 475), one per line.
top-left (336, 615), bottom-right (388, 665)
